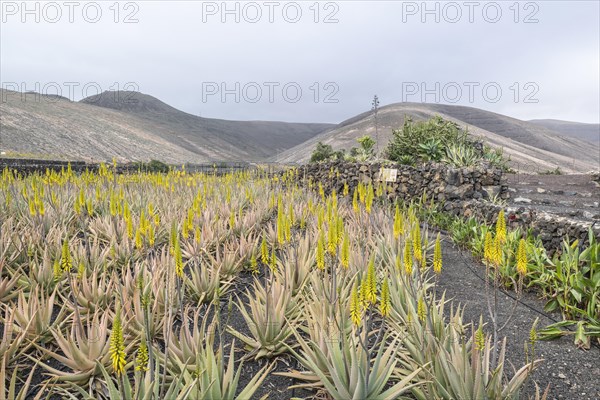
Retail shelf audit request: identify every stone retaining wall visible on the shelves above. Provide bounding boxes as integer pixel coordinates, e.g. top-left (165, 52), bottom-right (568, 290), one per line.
top-left (299, 161), bottom-right (508, 202)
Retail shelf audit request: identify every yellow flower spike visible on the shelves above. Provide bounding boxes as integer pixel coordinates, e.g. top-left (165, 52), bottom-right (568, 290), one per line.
top-left (417, 296), bottom-right (426, 322)
top-left (340, 232), bottom-right (350, 268)
top-left (77, 261), bottom-right (85, 279)
top-left (350, 281), bottom-right (362, 326)
top-left (412, 223), bottom-right (422, 262)
top-left (360, 277), bottom-right (369, 308)
top-left (475, 324), bottom-right (485, 351)
top-left (61, 238), bottom-right (72, 273)
top-left (343, 182), bottom-right (349, 196)
top-left (365, 184), bottom-right (374, 213)
top-left (28, 197), bottom-right (37, 216)
top-left (229, 212), bottom-right (235, 230)
top-left (53, 259), bottom-right (61, 279)
top-left (517, 238), bottom-right (528, 276)
top-left (316, 230), bottom-right (325, 270)
top-left (276, 204), bottom-right (285, 245)
top-left (260, 237), bottom-right (269, 265)
top-left (404, 241), bottom-right (413, 275)
top-left (366, 257), bottom-right (377, 304)
top-left (174, 235), bottom-right (183, 278)
top-left (327, 223), bottom-right (337, 256)
top-left (433, 234), bottom-right (442, 274)
top-left (496, 210), bottom-right (507, 244)
top-left (493, 235), bottom-right (502, 267)
top-left (194, 226), bottom-right (201, 244)
top-left (483, 231), bottom-right (493, 265)
top-left (379, 278), bottom-right (390, 317)
top-left (352, 189), bottom-right (359, 213)
top-left (250, 254), bottom-right (259, 274)
top-left (85, 199), bottom-right (92, 216)
top-left (270, 245), bottom-right (277, 273)
top-left (126, 218), bottom-right (134, 239)
top-left (393, 204), bottom-right (404, 239)
top-left (135, 228), bottom-right (143, 249)
top-left (110, 304), bottom-right (127, 375)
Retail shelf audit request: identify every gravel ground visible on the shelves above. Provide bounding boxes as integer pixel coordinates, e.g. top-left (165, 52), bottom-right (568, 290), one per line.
top-left (437, 239), bottom-right (600, 400)
top-left (506, 174), bottom-right (600, 222)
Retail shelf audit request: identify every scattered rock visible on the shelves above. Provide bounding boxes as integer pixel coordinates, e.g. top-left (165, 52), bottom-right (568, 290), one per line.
top-left (514, 197), bottom-right (532, 204)
top-left (537, 187), bottom-right (546, 193)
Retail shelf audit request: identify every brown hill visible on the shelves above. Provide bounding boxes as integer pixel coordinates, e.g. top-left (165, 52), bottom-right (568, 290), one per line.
top-left (274, 103), bottom-right (600, 173)
top-left (0, 90), bottom-right (332, 163)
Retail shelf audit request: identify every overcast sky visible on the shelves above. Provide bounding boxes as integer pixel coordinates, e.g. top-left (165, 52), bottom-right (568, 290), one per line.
top-left (1, 0), bottom-right (599, 123)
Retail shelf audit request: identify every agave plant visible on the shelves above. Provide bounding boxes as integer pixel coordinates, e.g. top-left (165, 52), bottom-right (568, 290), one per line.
top-left (228, 277), bottom-right (300, 359)
top-left (289, 329), bottom-right (422, 400)
top-left (443, 143), bottom-right (479, 167)
top-left (185, 258), bottom-right (233, 305)
top-left (13, 286), bottom-right (68, 344)
top-left (33, 310), bottom-right (132, 383)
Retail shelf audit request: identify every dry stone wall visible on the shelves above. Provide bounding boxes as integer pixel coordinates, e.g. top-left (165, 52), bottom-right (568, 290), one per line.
top-left (299, 161), bottom-right (508, 203)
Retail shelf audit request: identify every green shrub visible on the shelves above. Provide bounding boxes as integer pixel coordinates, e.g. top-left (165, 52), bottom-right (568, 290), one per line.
top-left (310, 142), bottom-right (344, 163)
top-left (385, 116), bottom-right (469, 163)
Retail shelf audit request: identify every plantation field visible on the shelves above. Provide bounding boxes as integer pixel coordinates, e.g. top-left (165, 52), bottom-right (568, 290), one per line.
top-left (0, 166), bottom-right (598, 399)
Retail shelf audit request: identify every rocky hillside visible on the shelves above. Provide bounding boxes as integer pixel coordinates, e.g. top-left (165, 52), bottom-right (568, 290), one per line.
top-left (529, 119), bottom-right (599, 144)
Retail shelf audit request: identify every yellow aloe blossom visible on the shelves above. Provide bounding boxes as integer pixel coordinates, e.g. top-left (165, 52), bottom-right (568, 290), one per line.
top-left (483, 231), bottom-right (493, 265)
top-left (135, 333), bottom-right (149, 372)
top-left (493, 235), bottom-right (502, 267)
top-left (365, 184), bottom-right (374, 213)
top-left (393, 204), bottom-right (404, 239)
top-left (270, 245), bottom-right (277, 273)
top-left (496, 210), bottom-right (507, 244)
top-left (379, 278), bottom-right (390, 317)
top-left (60, 238), bottom-right (72, 272)
top-left (404, 241), bottom-right (413, 275)
top-left (134, 228), bottom-right (143, 249)
top-left (366, 257), bottom-right (377, 304)
top-left (516, 238), bottom-right (528, 276)
top-left (343, 182), bottom-right (349, 196)
top-left (352, 189), bottom-right (359, 213)
top-left (360, 277), bottom-right (370, 308)
top-left (350, 281), bottom-right (362, 326)
top-left (475, 325), bottom-right (485, 351)
top-left (53, 259), bottom-right (61, 279)
top-left (433, 233), bottom-right (442, 274)
top-left (174, 234), bottom-right (183, 278)
top-left (417, 296), bottom-right (426, 322)
top-left (77, 261), bottom-right (85, 279)
top-left (260, 237), bottom-right (269, 265)
top-left (110, 305), bottom-right (127, 375)
top-left (250, 254), bottom-right (259, 274)
top-left (316, 230), bottom-right (325, 270)
top-left (412, 223), bottom-right (422, 262)
top-left (327, 223), bottom-right (337, 256)
top-left (340, 232), bottom-right (350, 268)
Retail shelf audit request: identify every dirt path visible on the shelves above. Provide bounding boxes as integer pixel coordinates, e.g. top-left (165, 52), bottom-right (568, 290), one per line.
top-left (437, 239), bottom-right (600, 400)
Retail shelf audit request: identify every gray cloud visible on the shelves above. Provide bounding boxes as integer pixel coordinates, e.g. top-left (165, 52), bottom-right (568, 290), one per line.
top-left (1, 0), bottom-right (598, 123)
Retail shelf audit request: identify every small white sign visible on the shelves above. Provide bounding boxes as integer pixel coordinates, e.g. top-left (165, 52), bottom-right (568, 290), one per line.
top-left (379, 168), bottom-right (398, 182)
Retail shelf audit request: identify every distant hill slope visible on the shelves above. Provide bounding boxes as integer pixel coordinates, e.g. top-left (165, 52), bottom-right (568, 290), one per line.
top-left (528, 119), bottom-right (600, 144)
top-left (274, 103), bottom-right (600, 173)
top-left (0, 90), bottom-right (332, 163)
